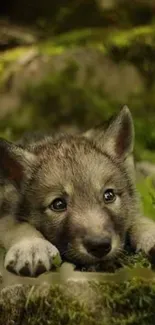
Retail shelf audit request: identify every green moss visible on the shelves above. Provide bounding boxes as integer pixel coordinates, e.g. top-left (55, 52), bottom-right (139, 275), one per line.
top-left (39, 43), bottom-right (66, 56)
top-left (0, 47), bottom-right (32, 64)
top-left (107, 25), bottom-right (155, 48)
top-left (39, 24), bottom-right (155, 56)
top-left (0, 250), bottom-right (155, 324)
top-left (93, 279), bottom-right (155, 325)
top-left (2, 270), bottom-right (155, 325)
top-left (0, 46), bottom-right (36, 88)
top-left (24, 285), bottom-right (95, 325)
top-left (105, 25), bottom-right (155, 87)
top-left (43, 28), bottom-right (107, 49)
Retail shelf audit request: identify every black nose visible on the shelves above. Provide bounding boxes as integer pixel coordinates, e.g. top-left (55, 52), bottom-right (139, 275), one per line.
top-left (84, 236), bottom-right (111, 258)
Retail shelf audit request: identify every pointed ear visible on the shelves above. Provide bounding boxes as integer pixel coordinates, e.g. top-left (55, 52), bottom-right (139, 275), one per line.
top-left (0, 139), bottom-right (36, 188)
top-left (84, 106), bottom-right (134, 160)
top-left (103, 106), bottom-right (134, 159)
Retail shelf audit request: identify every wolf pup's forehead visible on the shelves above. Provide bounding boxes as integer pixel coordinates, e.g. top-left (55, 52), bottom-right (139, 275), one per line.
top-left (31, 136), bottom-right (128, 198)
top-left (0, 106), bottom-right (134, 191)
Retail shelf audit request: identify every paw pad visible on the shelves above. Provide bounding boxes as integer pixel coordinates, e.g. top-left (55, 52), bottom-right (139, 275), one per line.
top-left (35, 263), bottom-right (47, 277)
top-left (20, 265), bottom-right (31, 277)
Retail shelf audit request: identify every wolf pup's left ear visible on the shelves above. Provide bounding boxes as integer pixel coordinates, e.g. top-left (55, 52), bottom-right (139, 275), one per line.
top-left (102, 106), bottom-right (134, 160)
top-left (84, 106), bottom-right (134, 161)
top-left (0, 139), bottom-right (36, 188)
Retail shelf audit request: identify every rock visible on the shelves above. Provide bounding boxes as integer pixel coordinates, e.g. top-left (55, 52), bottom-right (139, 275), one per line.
top-left (0, 265), bottom-right (155, 324)
top-left (0, 46), bottom-right (144, 119)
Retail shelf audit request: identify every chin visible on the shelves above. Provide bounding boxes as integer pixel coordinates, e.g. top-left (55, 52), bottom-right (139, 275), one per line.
top-left (61, 250), bottom-right (97, 266)
top-left (64, 256), bottom-right (100, 267)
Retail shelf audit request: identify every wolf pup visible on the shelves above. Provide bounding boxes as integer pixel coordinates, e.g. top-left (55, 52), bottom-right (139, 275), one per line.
top-left (0, 106), bottom-right (155, 277)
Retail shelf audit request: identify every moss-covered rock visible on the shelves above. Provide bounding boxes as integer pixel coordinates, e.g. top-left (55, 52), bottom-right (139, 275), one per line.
top-left (1, 258), bottom-right (155, 325)
top-left (1, 242), bottom-right (155, 324)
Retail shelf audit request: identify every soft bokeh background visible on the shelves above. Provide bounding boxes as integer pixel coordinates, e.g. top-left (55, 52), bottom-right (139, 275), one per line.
top-left (0, 0), bottom-right (155, 217)
top-left (1, 5), bottom-right (155, 323)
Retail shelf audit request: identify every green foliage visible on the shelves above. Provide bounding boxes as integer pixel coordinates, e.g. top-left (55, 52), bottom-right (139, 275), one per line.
top-left (24, 285), bottom-right (94, 325)
top-left (137, 177), bottom-right (155, 220)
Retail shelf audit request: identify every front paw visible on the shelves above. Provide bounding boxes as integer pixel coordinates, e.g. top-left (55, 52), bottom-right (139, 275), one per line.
top-left (4, 238), bottom-right (61, 277)
top-left (136, 235), bottom-right (155, 264)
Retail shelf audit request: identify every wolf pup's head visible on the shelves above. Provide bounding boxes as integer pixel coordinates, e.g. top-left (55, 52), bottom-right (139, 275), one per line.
top-left (0, 107), bottom-right (139, 265)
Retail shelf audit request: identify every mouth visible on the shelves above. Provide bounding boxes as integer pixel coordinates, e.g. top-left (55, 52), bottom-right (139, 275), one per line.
top-left (61, 249), bottom-right (124, 272)
top-left (62, 251), bottom-right (101, 267)
top-left (61, 246), bottom-right (116, 267)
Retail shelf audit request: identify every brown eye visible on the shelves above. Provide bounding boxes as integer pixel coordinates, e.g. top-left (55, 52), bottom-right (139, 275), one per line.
top-left (49, 198), bottom-right (67, 212)
top-left (103, 189), bottom-right (116, 203)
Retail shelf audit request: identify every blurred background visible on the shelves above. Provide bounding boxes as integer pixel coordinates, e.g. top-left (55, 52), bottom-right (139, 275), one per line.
top-left (0, 0), bottom-right (155, 216)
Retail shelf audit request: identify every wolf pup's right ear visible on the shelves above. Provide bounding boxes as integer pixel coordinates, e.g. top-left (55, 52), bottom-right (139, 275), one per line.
top-left (84, 106), bottom-right (134, 161)
top-left (0, 139), bottom-right (36, 188)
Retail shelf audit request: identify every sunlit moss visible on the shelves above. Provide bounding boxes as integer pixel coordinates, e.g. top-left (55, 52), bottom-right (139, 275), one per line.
top-left (107, 25), bottom-right (155, 48)
top-left (0, 47), bottom-right (32, 64)
top-left (0, 46), bottom-right (36, 86)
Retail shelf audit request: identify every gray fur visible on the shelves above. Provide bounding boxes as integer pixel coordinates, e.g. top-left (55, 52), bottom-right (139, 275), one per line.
top-left (0, 107), bottom-right (155, 276)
